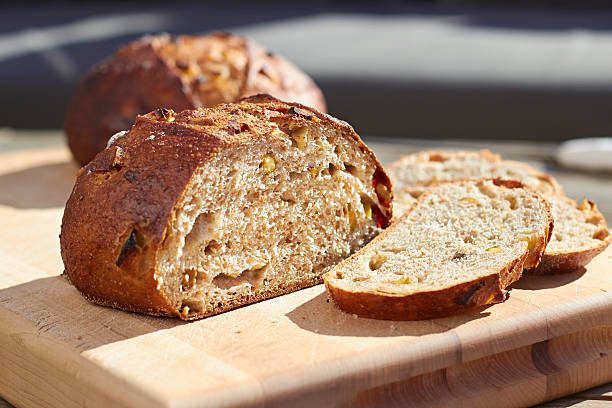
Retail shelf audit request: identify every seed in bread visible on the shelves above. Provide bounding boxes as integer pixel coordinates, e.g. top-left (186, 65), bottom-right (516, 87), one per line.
top-left (324, 179), bottom-right (553, 320)
top-left (65, 32), bottom-right (327, 166)
top-left (386, 149), bottom-right (610, 274)
top-left (60, 95), bottom-right (392, 320)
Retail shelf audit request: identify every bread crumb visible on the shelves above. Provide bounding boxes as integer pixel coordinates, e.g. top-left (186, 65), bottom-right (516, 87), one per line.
top-left (270, 318), bottom-right (279, 324)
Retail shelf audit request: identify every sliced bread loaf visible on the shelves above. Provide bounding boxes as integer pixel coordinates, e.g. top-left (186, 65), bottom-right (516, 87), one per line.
top-left (60, 95), bottom-right (392, 320)
top-left (387, 150), bottom-right (610, 274)
top-left (324, 179), bottom-right (553, 320)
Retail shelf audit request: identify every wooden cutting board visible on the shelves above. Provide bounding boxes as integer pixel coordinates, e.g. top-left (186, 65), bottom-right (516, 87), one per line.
top-left (1, 146), bottom-right (612, 408)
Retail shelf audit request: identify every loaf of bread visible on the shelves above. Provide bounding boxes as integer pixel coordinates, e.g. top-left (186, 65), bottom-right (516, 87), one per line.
top-left (65, 32), bottom-right (326, 165)
top-left (324, 179), bottom-right (553, 320)
top-left (387, 150), bottom-right (611, 274)
top-left (60, 95), bottom-right (392, 320)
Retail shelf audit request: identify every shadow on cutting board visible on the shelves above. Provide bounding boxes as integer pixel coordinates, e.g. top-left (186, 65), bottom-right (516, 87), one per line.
top-left (285, 292), bottom-right (492, 337)
top-left (511, 268), bottom-right (586, 290)
top-left (0, 161), bottom-right (77, 209)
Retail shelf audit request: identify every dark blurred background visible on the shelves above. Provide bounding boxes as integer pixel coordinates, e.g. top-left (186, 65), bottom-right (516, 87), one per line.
top-left (3, 1), bottom-right (612, 140)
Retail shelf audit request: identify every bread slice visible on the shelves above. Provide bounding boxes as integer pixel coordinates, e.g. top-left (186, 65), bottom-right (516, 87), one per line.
top-left (388, 150), bottom-right (562, 208)
top-left (387, 149), bottom-right (610, 274)
top-left (324, 179), bottom-right (553, 320)
top-left (65, 32), bottom-right (326, 165)
top-left (60, 95), bottom-right (392, 320)
top-left (537, 197), bottom-right (611, 274)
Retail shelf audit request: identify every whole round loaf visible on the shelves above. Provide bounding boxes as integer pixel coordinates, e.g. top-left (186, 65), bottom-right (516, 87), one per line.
top-left (60, 95), bottom-right (392, 320)
top-left (65, 32), bottom-right (327, 165)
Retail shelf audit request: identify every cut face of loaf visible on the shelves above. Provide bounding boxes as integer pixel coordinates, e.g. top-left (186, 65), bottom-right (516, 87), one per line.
top-left (60, 95), bottom-right (392, 320)
top-left (386, 149), bottom-right (610, 274)
top-left (324, 179), bottom-right (553, 320)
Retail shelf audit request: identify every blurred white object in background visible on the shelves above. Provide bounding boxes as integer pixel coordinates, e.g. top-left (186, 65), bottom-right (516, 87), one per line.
top-left (557, 138), bottom-right (612, 172)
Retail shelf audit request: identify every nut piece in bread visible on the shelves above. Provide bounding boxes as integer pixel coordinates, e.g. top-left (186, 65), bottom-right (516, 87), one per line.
top-left (60, 95), bottom-right (392, 320)
top-left (324, 179), bottom-right (553, 320)
top-left (386, 149), bottom-right (610, 274)
top-left (65, 32), bottom-right (327, 165)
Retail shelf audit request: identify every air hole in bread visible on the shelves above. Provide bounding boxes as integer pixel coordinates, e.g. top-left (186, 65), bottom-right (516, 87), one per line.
top-left (505, 195), bottom-right (519, 210)
top-left (328, 163), bottom-right (340, 177)
top-left (212, 264), bottom-right (268, 290)
top-left (204, 240), bottom-right (221, 256)
top-left (185, 212), bottom-right (220, 253)
top-left (477, 183), bottom-right (498, 198)
top-left (280, 191), bottom-right (296, 203)
top-left (180, 298), bottom-right (204, 314)
top-left (289, 126), bottom-right (308, 149)
top-left (180, 269), bottom-right (198, 291)
top-left (344, 163), bottom-right (365, 181)
top-left (360, 195), bottom-right (373, 220)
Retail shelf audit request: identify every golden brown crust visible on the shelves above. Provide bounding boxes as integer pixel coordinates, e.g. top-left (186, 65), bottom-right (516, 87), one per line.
top-left (60, 95), bottom-right (391, 320)
top-left (324, 256), bottom-right (524, 321)
top-left (65, 33), bottom-right (326, 166)
top-left (323, 179), bottom-right (552, 321)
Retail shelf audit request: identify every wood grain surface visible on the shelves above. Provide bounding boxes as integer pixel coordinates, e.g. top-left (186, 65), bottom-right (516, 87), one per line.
top-left (1, 144), bottom-right (611, 408)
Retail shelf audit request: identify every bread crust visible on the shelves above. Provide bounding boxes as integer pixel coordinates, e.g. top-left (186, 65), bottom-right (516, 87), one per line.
top-left (60, 95), bottom-right (392, 319)
top-left (324, 256), bottom-right (523, 321)
top-left (65, 32), bottom-right (326, 165)
top-left (324, 179), bottom-right (553, 320)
